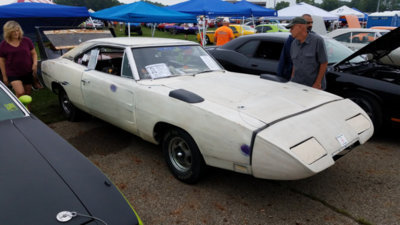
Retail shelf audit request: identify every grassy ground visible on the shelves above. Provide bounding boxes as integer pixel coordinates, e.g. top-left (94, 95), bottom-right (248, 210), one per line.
top-left (31, 25), bottom-right (208, 124)
top-left (31, 88), bottom-right (64, 124)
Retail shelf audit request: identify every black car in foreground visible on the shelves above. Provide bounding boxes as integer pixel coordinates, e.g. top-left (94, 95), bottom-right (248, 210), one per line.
top-left (207, 28), bottom-right (400, 132)
top-left (0, 82), bottom-right (142, 224)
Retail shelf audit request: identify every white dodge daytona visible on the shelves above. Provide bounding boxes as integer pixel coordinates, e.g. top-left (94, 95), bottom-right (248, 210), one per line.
top-left (41, 37), bottom-right (373, 183)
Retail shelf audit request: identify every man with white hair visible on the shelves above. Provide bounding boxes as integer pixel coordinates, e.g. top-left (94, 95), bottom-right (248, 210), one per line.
top-left (286, 16), bottom-right (328, 90)
top-left (214, 18), bottom-right (234, 46)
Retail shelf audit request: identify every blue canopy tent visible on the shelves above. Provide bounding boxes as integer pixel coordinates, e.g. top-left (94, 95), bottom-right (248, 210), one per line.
top-left (91, 1), bottom-right (197, 24)
top-left (167, 0), bottom-right (252, 45)
top-left (234, 0), bottom-right (277, 17)
top-left (234, 0), bottom-right (277, 28)
top-left (166, 0), bottom-right (251, 17)
top-left (91, 1), bottom-right (197, 37)
top-left (0, 3), bottom-right (89, 40)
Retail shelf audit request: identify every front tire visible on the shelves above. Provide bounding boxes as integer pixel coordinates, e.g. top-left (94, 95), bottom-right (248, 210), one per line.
top-left (58, 88), bottom-right (80, 122)
top-left (162, 128), bottom-right (206, 184)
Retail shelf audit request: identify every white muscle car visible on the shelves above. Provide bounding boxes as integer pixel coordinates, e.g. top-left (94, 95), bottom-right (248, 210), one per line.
top-left (41, 37), bottom-right (374, 183)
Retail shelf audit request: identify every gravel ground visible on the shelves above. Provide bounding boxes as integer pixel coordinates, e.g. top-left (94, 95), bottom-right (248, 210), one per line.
top-left (49, 119), bottom-right (400, 225)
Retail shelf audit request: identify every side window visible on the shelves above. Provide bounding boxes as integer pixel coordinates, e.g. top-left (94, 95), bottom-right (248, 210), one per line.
top-left (254, 41), bottom-right (284, 60)
top-left (235, 40), bottom-right (259, 57)
top-left (121, 51), bottom-right (133, 79)
top-left (264, 26), bottom-right (272, 32)
top-left (230, 26), bottom-right (238, 33)
top-left (94, 47), bottom-right (124, 76)
top-left (75, 49), bottom-right (92, 67)
top-left (333, 32), bottom-right (351, 43)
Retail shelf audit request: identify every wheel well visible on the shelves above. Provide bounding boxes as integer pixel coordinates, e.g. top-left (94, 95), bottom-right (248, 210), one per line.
top-left (342, 89), bottom-right (384, 110)
top-left (51, 82), bottom-right (63, 95)
top-left (153, 122), bottom-right (185, 144)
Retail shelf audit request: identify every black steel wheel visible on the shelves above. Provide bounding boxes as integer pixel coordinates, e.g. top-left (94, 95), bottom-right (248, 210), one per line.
top-left (58, 88), bottom-right (80, 122)
top-left (162, 128), bottom-right (206, 184)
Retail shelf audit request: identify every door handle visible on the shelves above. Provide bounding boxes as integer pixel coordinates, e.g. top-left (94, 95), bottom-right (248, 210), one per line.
top-left (81, 79), bottom-right (90, 85)
top-left (251, 64), bottom-right (258, 67)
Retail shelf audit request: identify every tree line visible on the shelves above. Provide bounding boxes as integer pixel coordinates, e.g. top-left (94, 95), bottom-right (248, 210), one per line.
top-left (277, 0), bottom-right (400, 12)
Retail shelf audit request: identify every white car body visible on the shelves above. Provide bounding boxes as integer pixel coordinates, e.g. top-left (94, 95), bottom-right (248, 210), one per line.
top-left (41, 37), bottom-right (374, 182)
top-left (326, 28), bottom-right (389, 50)
top-left (326, 28), bottom-right (400, 65)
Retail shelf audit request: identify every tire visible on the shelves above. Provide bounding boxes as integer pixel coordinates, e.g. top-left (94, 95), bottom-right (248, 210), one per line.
top-left (205, 35), bottom-right (210, 45)
top-left (346, 92), bottom-right (383, 132)
top-left (162, 128), bottom-right (206, 184)
top-left (58, 88), bottom-right (80, 122)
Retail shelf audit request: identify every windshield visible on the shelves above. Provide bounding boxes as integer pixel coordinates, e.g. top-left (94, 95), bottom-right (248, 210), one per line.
top-left (0, 86), bottom-right (25, 122)
top-left (132, 45), bottom-right (222, 79)
top-left (324, 38), bottom-right (365, 64)
top-left (243, 25), bottom-right (254, 31)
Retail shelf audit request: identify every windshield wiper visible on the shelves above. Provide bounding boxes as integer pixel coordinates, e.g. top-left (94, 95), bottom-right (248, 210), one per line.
top-left (192, 69), bottom-right (225, 76)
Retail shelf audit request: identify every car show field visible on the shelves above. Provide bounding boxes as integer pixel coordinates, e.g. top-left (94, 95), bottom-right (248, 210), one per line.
top-left (1, 0), bottom-right (399, 224)
top-left (49, 118), bottom-right (400, 225)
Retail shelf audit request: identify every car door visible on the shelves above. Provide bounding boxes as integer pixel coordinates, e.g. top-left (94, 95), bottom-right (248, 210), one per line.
top-left (238, 40), bottom-right (283, 75)
top-left (80, 46), bottom-right (136, 133)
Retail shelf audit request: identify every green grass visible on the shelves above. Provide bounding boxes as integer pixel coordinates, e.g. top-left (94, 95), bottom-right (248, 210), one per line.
top-left (32, 25), bottom-right (213, 124)
top-left (31, 88), bottom-right (65, 124)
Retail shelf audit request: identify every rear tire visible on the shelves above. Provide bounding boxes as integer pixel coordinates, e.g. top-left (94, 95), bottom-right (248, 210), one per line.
top-left (162, 128), bottom-right (206, 184)
top-left (58, 88), bottom-right (80, 122)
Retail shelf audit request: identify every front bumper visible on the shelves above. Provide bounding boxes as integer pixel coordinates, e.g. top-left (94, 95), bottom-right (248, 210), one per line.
top-left (251, 99), bottom-right (373, 180)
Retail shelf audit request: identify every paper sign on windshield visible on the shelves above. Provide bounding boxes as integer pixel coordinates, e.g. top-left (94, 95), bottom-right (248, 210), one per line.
top-left (145, 63), bottom-right (171, 79)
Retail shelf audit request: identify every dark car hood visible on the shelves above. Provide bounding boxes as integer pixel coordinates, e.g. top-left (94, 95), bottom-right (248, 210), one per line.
top-left (0, 118), bottom-right (91, 224)
top-left (335, 26), bottom-right (400, 66)
top-left (0, 117), bottom-right (140, 225)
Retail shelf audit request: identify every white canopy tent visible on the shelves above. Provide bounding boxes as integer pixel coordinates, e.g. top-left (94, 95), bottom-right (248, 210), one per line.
top-left (329, 5), bottom-right (365, 19)
top-left (277, 2), bottom-right (338, 21)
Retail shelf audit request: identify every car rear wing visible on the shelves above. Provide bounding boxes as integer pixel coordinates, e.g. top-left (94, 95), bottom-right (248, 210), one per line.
top-left (35, 26), bottom-right (116, 61)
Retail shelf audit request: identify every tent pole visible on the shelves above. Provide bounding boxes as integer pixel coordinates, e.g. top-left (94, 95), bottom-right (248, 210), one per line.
top-left (128, 22), bottom-right (131, 37)
top-left (89, 17), bottom-right (96, 30)
top-left (242, 16), bottom-right (245, 36)
top-left (203, 16), bottom-right (207, 46)
top-left (152, 23), bottom-right (156, 37)
top-left (197, 18), bottom-right (203, 46)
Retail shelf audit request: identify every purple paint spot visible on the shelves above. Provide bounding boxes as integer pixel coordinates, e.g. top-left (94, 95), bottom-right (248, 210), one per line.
top-left (241, 144), bottom-right (250, 156)
top-left (110, 84), bottom-right (117, 92)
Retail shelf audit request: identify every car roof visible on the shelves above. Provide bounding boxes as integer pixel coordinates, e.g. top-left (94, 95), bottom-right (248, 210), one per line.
top-left (87, 37), bottom-right (198, 48)
top-left (328, 28), bottom-right (390, 34)
top-left (221, 32), bottom-right (289, 49)
top-left (335, 26), bottom-right (400, 65)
